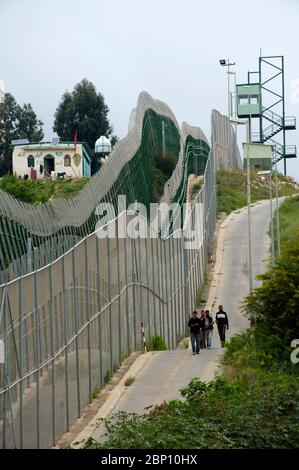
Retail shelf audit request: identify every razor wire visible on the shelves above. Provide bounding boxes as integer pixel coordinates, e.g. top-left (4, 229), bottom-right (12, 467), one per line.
top-left (0, 92), bottom-right (210, 283)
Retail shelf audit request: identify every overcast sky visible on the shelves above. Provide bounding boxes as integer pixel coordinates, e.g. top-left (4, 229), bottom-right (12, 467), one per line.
top-left (1, 0), bottom-right (298, 179)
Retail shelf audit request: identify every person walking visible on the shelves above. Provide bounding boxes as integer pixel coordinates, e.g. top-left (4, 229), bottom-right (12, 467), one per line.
top-left (204, 310), bottom-right (214, 349)
top-left (188, 311), bottom-right (201, 355)
top-left (215, 305), bottom-right (229, 347)
top-left (199, 310), bottom-right (206, 349)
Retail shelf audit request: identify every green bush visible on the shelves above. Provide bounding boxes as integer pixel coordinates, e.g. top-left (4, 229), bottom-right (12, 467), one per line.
top-left (85, 371), bottom-right (299, 449)
top-left (243, 233), bottom-right (299, 351)
top-left (148, 335), bottom-right (167, 351)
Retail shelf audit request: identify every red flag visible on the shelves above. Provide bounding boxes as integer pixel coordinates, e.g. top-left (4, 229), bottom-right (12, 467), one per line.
top-left (74, 129), bottom-right (78, 151)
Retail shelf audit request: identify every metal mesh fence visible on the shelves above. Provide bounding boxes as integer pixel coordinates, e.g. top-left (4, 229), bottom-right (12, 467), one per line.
top-left (1, 92), bottom-right (209, 283)
top-left (211, 109), bottom-right (242, 170)
top-left (0, 186), bottom-right (211, 448)
top-left (0, 94), bottom-right (240, 448)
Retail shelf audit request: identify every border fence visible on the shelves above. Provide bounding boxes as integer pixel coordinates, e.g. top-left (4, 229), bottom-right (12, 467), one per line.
top-left (0, 94), bottom-right (240, 448)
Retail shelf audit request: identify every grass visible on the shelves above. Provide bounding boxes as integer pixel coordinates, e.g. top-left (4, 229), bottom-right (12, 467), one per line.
top-left (104, 370), bottom-right (111, 384)
top-left (273, 194), bottom-right (299, 251)
top-left (124, 377), bottom-right (135, 387)
top-left (216, 168), bottom-right (298, 214)
top-left (92, 386), bottom-right (101, 400)
top-left (148, 335), bottom-right (167, 351)
top-left (0, 174), bottom-right (89, 204)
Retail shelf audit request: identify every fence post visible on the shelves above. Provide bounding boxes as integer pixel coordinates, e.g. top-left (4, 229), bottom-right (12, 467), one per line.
top-left (71, 249), bottom-right (81, 418)
top-left (168, 238), bottom-right (174, 349)
top-left (162, 241), bottom-right (170, 349)
top-left (84, 238), bottom-right (92, 405)
top-left (115, 222), bottom-right (122, 365)
top-left (19, 276), bottom-right (24, 448)
top-left (107, 236), bottom-right (113, 374)
top-left (49, 263), bottom-right (56, 447)
top-left (156, 238), bottom-right (163, 338)
top-left (124, 235), bottom-right (130, 356)
top-left (61, 257), bottom-right (70, 432)
top-left (96, 235), bottom-right (103, 386)
top-left (150, 235), bottom-right (157, 337)
top-left (34, 271), bottom-right (41, 448)
top-left (145, 236), bottom-right (150, 341)
top-left (1, 287), bottom-right (7, 448)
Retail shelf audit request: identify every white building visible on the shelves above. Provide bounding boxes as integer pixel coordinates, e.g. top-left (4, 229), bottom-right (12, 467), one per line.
top-left (12, 141), bottom-right (91, 179)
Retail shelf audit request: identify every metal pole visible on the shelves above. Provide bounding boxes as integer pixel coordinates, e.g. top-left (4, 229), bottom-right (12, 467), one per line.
top-left (150, 235), bottom-right (157, 337)
top-left (246, 117), bottom-right (253, 292)
top-left (71, 249), bottom-right (81, 418)
top-left (145, 236), bottom-right (150, 341)
top-left (84, 238), bottom-right (92, 404)
top-left (2, 287), bottom-right (8, 448)
top-left (227, 61), bottom-right (231, 117)
top-left (95, 236), bottom-right (103, 385)
top-left (282, 56), bottom-right (287, 176)
top-left (34, 271), bottom-right (41, 448)
top-left (163, 240), bottom-right (170, 349)
top-left (156, 237), bottom-right (163, 338)
top-left (107, 236), bottom-right (113, 374)
top-left (269, 171), bottom-right (275, 265)
top-left (131, 238), bottom-right (137, 350)
top-left (275, 159), bottom-right (281, 257)
top-left (61, 257), bottom-right (70, 432)
top-left (19, 276), bottom-right (24, 448)
top-left (115, 225), bottom-right (122, 365)
top-left (124, 235), bottom-right (130, 355)
top-left (27, 238), bottom-right (32, 273)
top-left (168, 237), bottom-right (174, 349)
top-left (49, 263), bottom-right (56, 447)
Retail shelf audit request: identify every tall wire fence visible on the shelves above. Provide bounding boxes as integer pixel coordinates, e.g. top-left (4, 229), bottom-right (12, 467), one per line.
top-left (0, 95), bottom-right (240, 448)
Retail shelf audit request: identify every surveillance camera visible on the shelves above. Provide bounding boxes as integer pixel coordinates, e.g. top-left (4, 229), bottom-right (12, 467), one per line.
top-left (219, 59), bottom-right (226, 66)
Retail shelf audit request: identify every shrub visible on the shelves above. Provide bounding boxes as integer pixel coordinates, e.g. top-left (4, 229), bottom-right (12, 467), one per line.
top-left (148, 335), bottom-right (167, 351)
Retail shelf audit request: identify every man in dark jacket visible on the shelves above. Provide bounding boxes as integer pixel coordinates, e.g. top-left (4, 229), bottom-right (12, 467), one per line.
top-left (204, 310), bottom-right (214, 349)
top-left (215, 305), bottom-right (229, 347)
top-left (199, 309), bottom-right (206, 349)
top-left (188, 311), bottom-right (201, 355)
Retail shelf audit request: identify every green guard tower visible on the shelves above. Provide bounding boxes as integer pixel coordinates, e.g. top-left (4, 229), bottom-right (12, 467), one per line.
top-left (236, 55), bottom-right (296, 175)
top-left (236, 83), bottom-right (261, 118)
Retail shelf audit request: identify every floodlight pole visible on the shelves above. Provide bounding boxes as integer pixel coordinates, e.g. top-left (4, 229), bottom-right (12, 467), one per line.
top-left (269, 171), bottom-right (275, 265)
top-left (274, 158), bottom-right (281, 257)
top-left (246, 117), bottom-right (253, 293)
top-left (219, 59), bottom-right (235, 118)
top-left (230, 114), bottom-right (253, 292)
top-left (227, 62), bottom-right (231, 117)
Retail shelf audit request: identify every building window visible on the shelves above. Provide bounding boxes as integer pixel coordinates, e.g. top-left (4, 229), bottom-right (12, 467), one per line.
top-left (64, 154), bottom-right (71, 167)
top-left (250, 95), bottom-right (259, 105)
top-left (27, 155), bottom-right (35, 167)
top-left (239, 96), bottom-right (249, 105)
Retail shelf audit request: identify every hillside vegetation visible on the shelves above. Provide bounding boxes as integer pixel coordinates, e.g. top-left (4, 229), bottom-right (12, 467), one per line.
top-left (84, 196), bottom-right (299, 449)
top-left (0, 174), bottom-right (89, 204)
top-left (217, 168), bottom-right (298, 213)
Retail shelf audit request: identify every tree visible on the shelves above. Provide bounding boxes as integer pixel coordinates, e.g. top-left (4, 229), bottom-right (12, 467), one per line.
top-left (0, 94), bottom-right (44, 176)
top-left (53, 79), bottom-right (116, 152)
top-left (244, 231), bottom-right (299, 347)
top-left (17, 103), bottom-right (44, 142)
